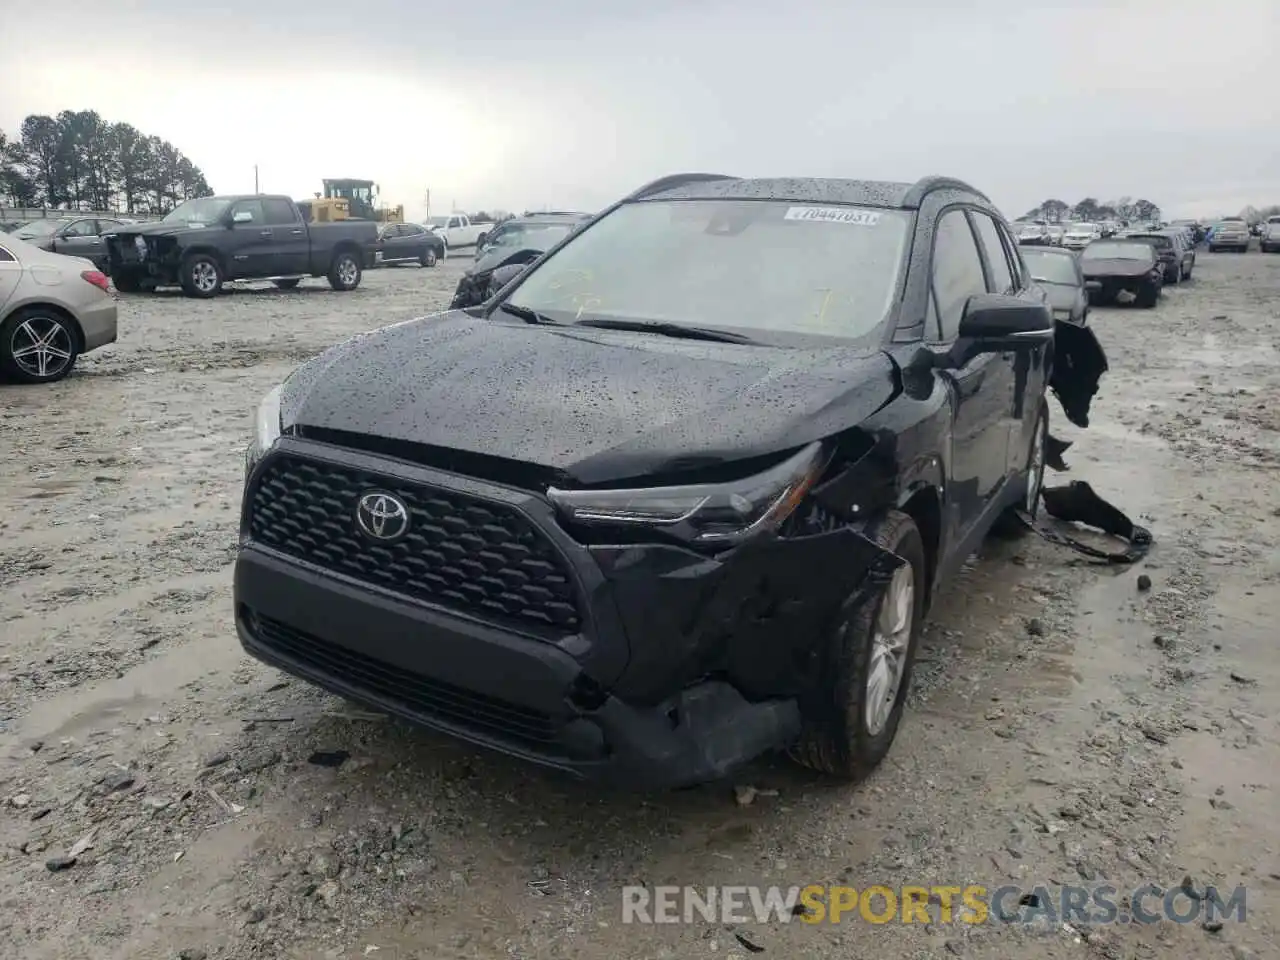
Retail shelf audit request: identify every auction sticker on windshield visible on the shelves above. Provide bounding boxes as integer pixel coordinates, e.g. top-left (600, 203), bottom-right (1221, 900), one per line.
top-left (784, 207), bottom-right (881, 225)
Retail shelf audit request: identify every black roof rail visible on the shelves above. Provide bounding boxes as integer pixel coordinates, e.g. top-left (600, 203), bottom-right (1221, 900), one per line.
top-left (625, 173), bottom-right (738, 202)
top-left (903, 176), bottom-right (991, 207)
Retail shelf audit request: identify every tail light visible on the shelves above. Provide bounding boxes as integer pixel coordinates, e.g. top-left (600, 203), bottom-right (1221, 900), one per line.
top-left (81, 270), bottom-right (110, 293)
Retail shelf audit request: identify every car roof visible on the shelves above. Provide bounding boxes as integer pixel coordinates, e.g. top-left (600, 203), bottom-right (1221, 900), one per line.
top-left (630, 174), bottom-right (993, 211)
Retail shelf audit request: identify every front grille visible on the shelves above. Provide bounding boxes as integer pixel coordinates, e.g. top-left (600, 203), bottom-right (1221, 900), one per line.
top-left (248, 455), bottom-right (582, 632)
top-left (250, 612), bottom-right (560, 748)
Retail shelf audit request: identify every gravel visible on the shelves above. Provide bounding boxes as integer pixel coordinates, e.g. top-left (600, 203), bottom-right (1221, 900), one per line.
top-left (0, 253), bottom-right (1277, 959)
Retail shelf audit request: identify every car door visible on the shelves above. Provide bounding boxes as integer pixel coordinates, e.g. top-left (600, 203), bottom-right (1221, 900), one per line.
top-left (380, 224), bottom-right (408, 261)
top-left (969, 211), bottom-right (1032, 488)
top-left (399, 223), bottom-right (428, 260)
top-left (263, 198), bottom-right (308, 274)
top-left (49, 218), bottom-right (103, 263)
top-left (929, 208), bottom-right (1012, 537)
top-left (224, 198), bottom-right (273, 277)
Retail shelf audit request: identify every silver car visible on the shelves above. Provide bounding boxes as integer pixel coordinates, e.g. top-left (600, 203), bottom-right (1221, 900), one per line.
top-left (0, 235), bottom-right (118, 384)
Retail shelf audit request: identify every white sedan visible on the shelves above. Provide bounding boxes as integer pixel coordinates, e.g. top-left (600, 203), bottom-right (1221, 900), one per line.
top-left (0, 235), bottom-right (118, 384)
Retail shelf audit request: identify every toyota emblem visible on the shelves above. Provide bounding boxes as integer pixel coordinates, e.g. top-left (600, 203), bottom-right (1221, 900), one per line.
top-left (355, 491), bottom-right (410, 541)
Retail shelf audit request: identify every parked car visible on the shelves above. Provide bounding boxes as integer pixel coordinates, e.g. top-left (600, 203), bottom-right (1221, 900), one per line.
top-left (1015, 222), bottom-right (1051, 245)
top-left (0, 235), bottom-right (117, 384)
top-left (1021, 246), bottom-right (1089, 324)
top-left (0, 221), bottom-right (26, 234)
top-left (5, 216), bottom-right (127, 272)
top-left (451, 212), bottom-right (593, 308)
top-left (1062, 222), bottom-right (1101, 250)
top-left (1124, 231), bottom-right (1194, 283)
top-left (234, 173), bottom-right (1110, 788)
top-left (1044, 224), bottom-right (1066, 246)
top-left (425, 213), bottom-right (496, 257)
top-left (1258, 217), bottom-right (1280, 254)
top-left (1080, 239), bottom-right (1164, 307)
top-left (103, 195), bottom-right (378, 297)
top-left (1207, 220), bottom-right (1251, 253)
top-left (374, 222), bottom-right (445, 268)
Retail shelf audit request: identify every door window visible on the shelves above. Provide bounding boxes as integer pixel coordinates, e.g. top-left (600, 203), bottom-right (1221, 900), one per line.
top-left (931, 210), bottom-right (988, 340)
top-left (229, 199), bottom-right (265, 223)
top-left (401, 224), bottom-right (423, 236)
top-left (447, 217), bottom-right (462, 229)
top-left (971, 213), bottom-right (1015, 294)
top-left (0, 245), bottom-right (14, 262)
top-left (95, 219), bottom-right (123, 234)
top-left (262, 199), bottom-right (299, 225)
top-left (62, 219), bottom-right (97, 238)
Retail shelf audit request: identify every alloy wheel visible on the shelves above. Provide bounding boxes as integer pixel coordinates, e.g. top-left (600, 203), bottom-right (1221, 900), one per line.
top-left (865, 563), bottom-right (915, 736)
top-left (10, 315), bottom-right (73, 379)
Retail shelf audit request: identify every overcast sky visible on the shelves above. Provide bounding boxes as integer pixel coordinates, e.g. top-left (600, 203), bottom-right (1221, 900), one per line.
top-left (3, 0), bottom-right (1276, 219)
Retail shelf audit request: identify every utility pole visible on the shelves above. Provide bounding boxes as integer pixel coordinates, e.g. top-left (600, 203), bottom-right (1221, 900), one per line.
top-left (423, 188), bottom-right (430, 219)
top-left (254, 165), bottom-right (259, 194)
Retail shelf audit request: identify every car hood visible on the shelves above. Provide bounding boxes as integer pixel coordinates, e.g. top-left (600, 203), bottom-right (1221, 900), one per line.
top-left (103, 221), bottom-right (205, 237)
top-left (1082, 259), bottom-right (1154, 278)
top-left (280, 312), bottom-right (900, 486)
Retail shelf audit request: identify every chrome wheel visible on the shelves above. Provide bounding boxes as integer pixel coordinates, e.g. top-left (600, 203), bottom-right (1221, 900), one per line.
top-left (190, 260), bottom-right (219, 294)
top-left (423, 248), bottom-right (437, 267)
top-left (1026, 412), bottom-right (1046, 515)
top-left (865, 563), bottom-right (914, 736)
top-left (10, 315), bottom-right (73, 379)
top-left (337, 257), bottom-right (358, 287)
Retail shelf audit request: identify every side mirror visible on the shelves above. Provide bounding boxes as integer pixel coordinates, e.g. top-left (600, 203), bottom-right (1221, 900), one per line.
top-left (1084, 280), bottom-right (1102, 292)
top-left (231, 211), bottom-right (254, 224)
top-left (950, 294), bottom-right (1052, 361)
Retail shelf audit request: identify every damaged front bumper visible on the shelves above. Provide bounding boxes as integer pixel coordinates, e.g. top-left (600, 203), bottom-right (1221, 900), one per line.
top-left (233, 440), bottom-right (898, 788)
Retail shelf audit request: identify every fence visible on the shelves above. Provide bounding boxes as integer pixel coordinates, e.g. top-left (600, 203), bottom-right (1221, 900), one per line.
top-left (0, 206), bottom-right (160, 224)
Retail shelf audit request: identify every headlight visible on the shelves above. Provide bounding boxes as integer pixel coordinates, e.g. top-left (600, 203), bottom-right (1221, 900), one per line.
top-left (245, 384), bottom-right (284, 474)
top-left (1052, 308), bottom-right (1071, 321)
top-left (547, 442), bottom-right (831, 547)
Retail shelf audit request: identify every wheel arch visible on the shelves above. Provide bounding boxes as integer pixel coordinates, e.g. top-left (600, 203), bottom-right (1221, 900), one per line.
top-left (897, 483), bottom-right (943, 609)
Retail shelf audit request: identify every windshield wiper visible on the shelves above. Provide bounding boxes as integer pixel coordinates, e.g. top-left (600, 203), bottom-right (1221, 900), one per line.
top-left (497, 302), bottom-right (560, 325)
top-left (572, 318), bottom-right (757, 344)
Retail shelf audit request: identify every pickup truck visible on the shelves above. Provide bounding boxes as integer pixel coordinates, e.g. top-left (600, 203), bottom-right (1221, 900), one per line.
top-left (424, 213), bottom-right (496, 256)
top-left (103, 194), bottom-right (378, 298)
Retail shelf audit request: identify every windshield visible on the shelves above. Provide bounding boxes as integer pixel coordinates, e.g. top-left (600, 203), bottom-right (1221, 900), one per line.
top-left (427, 216), bottom-right (449, 227)
top-left (1068, 223), bottom-right (1096, 233)
top-left (486, 223), bottom-right (574, 252)
top-left (503, 199), bottom-right (909, 342)
top-left (1021, 250), bottom-right (1078, 284)
top-left (1018, 224), bottom-right (1042, 233)
top-left (162, 198), bottom-right (230, 225)
top-left (1083, 241), bottom-right (1151, 261)
top-left (14, 219), bottom-right (69, 238)
top-left (1214, 221), bottom-right (1244, 231)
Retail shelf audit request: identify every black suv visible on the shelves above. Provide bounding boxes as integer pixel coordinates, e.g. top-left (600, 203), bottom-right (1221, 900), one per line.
top-left (235, 174), bottom-right (1103, 787)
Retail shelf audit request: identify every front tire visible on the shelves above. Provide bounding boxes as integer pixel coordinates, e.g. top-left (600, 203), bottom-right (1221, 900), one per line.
top-left (420, 246), bottom-right (438, 267)
top-left (181, 254), bottom-right (224, 298)
top-left (327, 250), bottom-right (362, 291)
top-left (791, 510), bottom-right (926, 781)
top-left (0, 307), bottom-right (80, 384)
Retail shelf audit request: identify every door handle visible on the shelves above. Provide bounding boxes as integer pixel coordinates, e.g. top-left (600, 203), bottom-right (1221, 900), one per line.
top-left (290, 229), bottom-right (304, 235)
top-left (259, 229), bottom-right (272, 238)
top-left (89, 238), bottom-right (101, 244)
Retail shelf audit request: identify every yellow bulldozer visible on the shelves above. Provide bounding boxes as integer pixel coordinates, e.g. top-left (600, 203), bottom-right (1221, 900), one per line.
top-left (296, 179), bottom-right (404, 224)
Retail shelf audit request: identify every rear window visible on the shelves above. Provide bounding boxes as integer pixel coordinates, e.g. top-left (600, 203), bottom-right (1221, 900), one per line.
top-left (1130, 234), bottom-right (1172, 248)
top-left (1083, 242), bottom-right (1152, 261)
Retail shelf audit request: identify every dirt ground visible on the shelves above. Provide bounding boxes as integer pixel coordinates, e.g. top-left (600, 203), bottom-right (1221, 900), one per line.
top-left (1, 251), bottom-right (1277, 960)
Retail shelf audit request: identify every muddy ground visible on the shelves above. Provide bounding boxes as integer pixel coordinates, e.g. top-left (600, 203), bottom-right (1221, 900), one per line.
top-left (1, 252), bottom-right (1277, 960)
